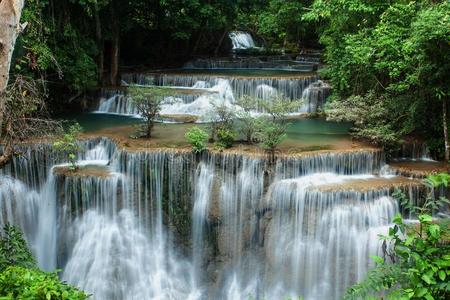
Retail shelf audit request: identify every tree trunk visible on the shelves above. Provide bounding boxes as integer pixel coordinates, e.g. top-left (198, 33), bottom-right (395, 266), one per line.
top-left (0, 0), bottom-right (25, 92)
top-left (0, 0), bottom-right (25, 146)
top-left (443, 97), bottom-right (449, 161)
top-left (214, 29), bottom-right (227, 57)
top-left (190, 28), bottom-right (204, 57)
top-left (110, 31), bottom-right (119, 86)
top-left (109, 3), bottom-right (119, 86)
top-left (94, 3), bottom-right (104, 84)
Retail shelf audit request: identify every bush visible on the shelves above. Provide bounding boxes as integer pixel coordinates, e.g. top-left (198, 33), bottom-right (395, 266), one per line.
top-left (0, 225), bottom-right (88, 299)
top-left (0, 266), bottom-right (88, 299)
top-left (185, 126), bottom-right (209, 153)
top-left (215, 128), bottom-right (236, 149)
top-left (0, 224), bottom-right (35, 272)
top-left (53, 123), bottom-right (82, 170)
top-left (345, 173), bottom-right (450, 300)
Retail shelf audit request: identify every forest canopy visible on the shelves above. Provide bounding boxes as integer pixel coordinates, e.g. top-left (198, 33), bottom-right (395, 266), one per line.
top-left (2, 0), bottom-right (450, 158)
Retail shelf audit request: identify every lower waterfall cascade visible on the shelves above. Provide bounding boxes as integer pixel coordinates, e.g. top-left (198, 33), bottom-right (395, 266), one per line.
top-left (0, 138), bottom-right (433, 299)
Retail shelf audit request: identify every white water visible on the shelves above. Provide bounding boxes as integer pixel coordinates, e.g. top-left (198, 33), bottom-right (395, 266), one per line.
top-left (0, 139), bottom-right (427, 300)
top-left (229, 31), bottom-right (257, 49)
top-left (192, 161), bottom-right (215, 288)
top-left (95, 75), bottom-right (331, 120)
top-left (263, 173), bottom-right (398, 299)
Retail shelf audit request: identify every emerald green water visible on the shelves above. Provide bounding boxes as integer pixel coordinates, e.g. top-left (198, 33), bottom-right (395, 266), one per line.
top-left (63, 113), bottom-right (352, 149)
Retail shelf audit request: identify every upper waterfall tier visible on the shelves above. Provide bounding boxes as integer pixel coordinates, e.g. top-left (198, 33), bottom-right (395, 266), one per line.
top-left (94, 71), bottom-right (331, 118)
top-left (121, 72), bottom-right (320, 100)
top-left (183, 57), bottom-right (318, 71)
top-left (229, 31), bottom-right (258, 50)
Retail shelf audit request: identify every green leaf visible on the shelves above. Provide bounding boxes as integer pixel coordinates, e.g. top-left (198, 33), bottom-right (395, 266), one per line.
top-left (438, 270), bottom-right (446, 281)
top-left (371, 255), bottom-right (384, 265)
top-left (419, 214), bottom-right (432, 223)
top-left (428, 224), bottom-right (440, 239)
top-left (392, 213), bottom-right (403, 225)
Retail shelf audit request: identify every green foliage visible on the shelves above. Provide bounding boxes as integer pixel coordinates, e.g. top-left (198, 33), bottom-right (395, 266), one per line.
top-left (53, 123), bottom-right (82, 170)
top-left (0, 225), bottom-right (87, 299)
top-left (235, 96), bottom-right (260, 143)
top-left (129, 86), bottom-right (172, 138)
top-left (256, 120), bottom-right (287, 152)
top-left (236, 0), bottom-right (315, 49)
top-left (260, 95), bottom-right (302, 121)
top-left (19, 0), bottom-right (98, 92)
top-left (215, 128), bottom-right (236, 149)
top-left (185, 126), bottom-right (209, 153)
top-left (0, 225), bottom-right (36, 272)
top-left (208, 102), bottom-right (236, 142)
top-left (0, 266), bottom-right (88, 299)
top-left (345, 173), bottom-right (450, 300)
top-left (256, 95), bottom-right (301, 160)
top-left (306, 0), bottom-right (450, 156)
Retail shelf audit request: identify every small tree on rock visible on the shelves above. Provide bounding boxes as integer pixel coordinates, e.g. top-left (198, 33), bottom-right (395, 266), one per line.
top-left (53, 123), bottom-right (82, 171)
top-left (257, 95), bottom-right (301, 163)
top-left (235, 95), bottom-right (260, 144)
top-left (208, 101), bottom-right (237, 149)
top-left (129, 86), bottom-right (171, 138)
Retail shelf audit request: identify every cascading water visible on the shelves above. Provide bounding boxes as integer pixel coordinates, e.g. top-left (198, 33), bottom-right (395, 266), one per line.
top-left (192, 160), bottom-right (215, 289)
top-left (300, 80), bottom-right (331, 113)
top-left (263, 173), bottom-right (398, 299)
top-left (95, 73), bottom-right (331, 118)
top-left (0, 138), bottom-right (427, 299)
top-left (229, 31), bottom-right (257, 50)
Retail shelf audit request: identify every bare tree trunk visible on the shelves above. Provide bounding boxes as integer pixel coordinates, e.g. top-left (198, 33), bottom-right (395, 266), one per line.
top-left (110, 31), bottom-right (119, 86)
top-left (109, 2), bottom-right (119, 86)
top-left (0, 0), bottom-right (25, 91)
top-left (214, 29), bottom-right (227, 57)
top-left (191, 28), bottom-right (204, 57)
top-left (0, 120), bottom-right (13, 168)
top-left (443, 97), bottom-right (449, 161)
top-left (94, 3), bottom-right (104, 84)
top-left (0, 0), bottom-right (25, 148)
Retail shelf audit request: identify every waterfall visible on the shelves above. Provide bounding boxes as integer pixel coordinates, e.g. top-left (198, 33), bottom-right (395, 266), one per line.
top-left (0, 138), bottom-right (428, 300)
top-left (229, 31), bottom-right (257, 49)
top-left (394, 142), bottom-right (434, 161)
top-left (183, 58), bottom-right (317, 71)
top-left (95, 73), bottom-right (331, 117)
top-left (300, 80), bottom-right (332, 113)
top-left (264, 173), bottom-right (398, 299)
top-left (192, 160), bottom-right (215, 288)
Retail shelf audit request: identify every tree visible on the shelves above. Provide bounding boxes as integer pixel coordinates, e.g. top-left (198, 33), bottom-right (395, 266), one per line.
top-left (0, 0), bottom-right (26, 150)
top-left (185, 126), bottom-right (209, 153)
top-left (257, 95), bottom-right (301, 162)
top-left (0, 0), bottom-right (26, 91)
top-left (0, 76), bottom-right (61, 168)
top-left (208, 100), bottom-right (236, 144)
top-left (305, 1), bottom-right (450, 158)
top-left (53, 123), bottom-right (82, 171)
top-left (235, 95), bottom-right (260, 144)
top-left (345, 173), bottom-right (450, 300)
top-left (129, 86), bottom-right (171, 138)
top-left (257, 0), bottom-right (314, 50)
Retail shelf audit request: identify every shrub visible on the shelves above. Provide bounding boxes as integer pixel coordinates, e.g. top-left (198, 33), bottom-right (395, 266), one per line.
top-left (53, 123), bottom-right (82, 170)
top-left (345, 173), bottom-right (450, 300)
top-left (215, 128), bottom-right (236, 149)
top-left (0, 266), bottom-right (88, 299)
top-left (185, 126), bottom-right (209, 153)
top-left (0, 224), bottom-right (35, 271)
